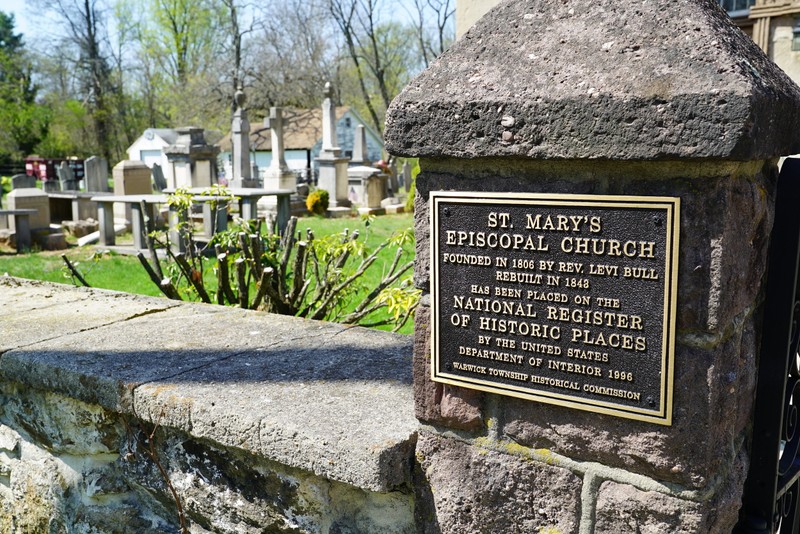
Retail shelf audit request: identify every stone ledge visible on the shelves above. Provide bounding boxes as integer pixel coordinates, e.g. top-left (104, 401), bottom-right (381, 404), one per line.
top-left (0, 277), bottom-right (417, 493)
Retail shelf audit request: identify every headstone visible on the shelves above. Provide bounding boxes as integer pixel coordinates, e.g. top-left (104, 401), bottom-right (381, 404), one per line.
top-left (84, 156), bottom-right (109, 192)
top-left (230, 88), bottom-right (257, 188)
top-left (316, 82), bottom-right (350, 212)
top-left (11, 174), bottom-right (36, 190)
top-left (262, 107), bottom-right (297, 192)
top-left (163, 127), bottom-right (219, 189)
top-left (112, 160), bottom-right (152, 223)
top-left (384, 0), bottom-right (800, 531)
top-left (402, 161), bottom-right (412, 192)
top-left (5, 190), bottom-right (49, 230)
top-left (351, 124), bottom-right (370, 166)
top-left (357, 173), bottom-right (387, 215)
top-left (347, 165), bottom-right (384, 206)
top-left (151, 163), bottom-right (167, 192)
top-left (57, 161), bottom-right (77, 191)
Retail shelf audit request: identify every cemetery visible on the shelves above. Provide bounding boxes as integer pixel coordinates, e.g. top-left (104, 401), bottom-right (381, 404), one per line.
top-left (6, 0), bottom-right (800, 532)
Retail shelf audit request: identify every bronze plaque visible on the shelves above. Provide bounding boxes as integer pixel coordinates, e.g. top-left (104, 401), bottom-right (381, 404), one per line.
top-left (430, 192), bottom-right (680, 425)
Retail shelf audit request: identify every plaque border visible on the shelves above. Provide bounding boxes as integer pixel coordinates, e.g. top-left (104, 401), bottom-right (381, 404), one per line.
top-left (429, 191), bottom-right (680, 426)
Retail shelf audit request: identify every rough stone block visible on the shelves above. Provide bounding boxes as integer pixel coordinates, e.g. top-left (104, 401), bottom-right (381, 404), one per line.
top-left (414, 431), bottom-right (582, 533)
top-left (501, 316), bottom-right (753, 488)
top-left (0, 386), bottom-right (119, 455)
top-left (386, 0), bottom-right (800, 160)
top-left (595, 481), bottom-right (705, 533)
top-left (594, 457), bottom-right (745, 534)
top-left (120, 428), bottom-right (415, 534)
top-left (413, 306), bottom-right (484, 431)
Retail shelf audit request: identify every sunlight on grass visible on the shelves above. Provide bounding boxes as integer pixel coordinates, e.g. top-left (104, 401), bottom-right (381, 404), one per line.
top-left (0, 213), bottom-right (416, 333)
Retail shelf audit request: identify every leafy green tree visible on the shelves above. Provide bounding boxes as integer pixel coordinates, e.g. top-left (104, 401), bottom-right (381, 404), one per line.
top-left (0, 11), bottom-right (48, 159)
top-left (30, 0), bottom-right (120, 161)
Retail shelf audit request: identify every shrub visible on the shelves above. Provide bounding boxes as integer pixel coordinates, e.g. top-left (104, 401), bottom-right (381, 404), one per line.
top-left (137, 210), bottom-right (419, 332)
top-left (306, 189), bottom-right (329, 215)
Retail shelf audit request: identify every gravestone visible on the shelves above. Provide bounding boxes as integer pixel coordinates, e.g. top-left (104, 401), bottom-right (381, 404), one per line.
top-left (57, 161), bottom-right (77, 191)
top-left (163, 127), bottom-right (219, 189)
top-left (230, 88), bottom-right (257, 188)
top-left (347, 165), bottom-right (388, 209)
top-left (113, 160), bottom-right (152, 223)
top-left (11, 174), bottom-right (36, 190)
top-left (5, 190), bottom-right (49, 231)
top-left (84, 156), bottom-right (109, 192)
top-left (262, 107), bottom-right (297, 192)
top-left (385, 0), bottom-right (800, 531)
top-left (350, 124), bottom-right (370, 166)
top-left (151, 163), bottom-right (167, 192)
top-left (315, 82), bottom-right (350, 215)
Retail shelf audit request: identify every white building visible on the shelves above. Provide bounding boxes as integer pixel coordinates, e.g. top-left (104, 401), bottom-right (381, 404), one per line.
top-left (126, 129), bottom-right (179, 169)
top-left (126, 128), bottom-right (223, 170)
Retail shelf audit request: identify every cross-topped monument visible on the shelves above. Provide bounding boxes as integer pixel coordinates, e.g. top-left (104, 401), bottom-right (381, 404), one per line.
top-left (316, 82), bottom-right (349, 213)
top-left (320, 82), bottom-right (341, 157)
top-left (230, 87), bottom-right (257, 188)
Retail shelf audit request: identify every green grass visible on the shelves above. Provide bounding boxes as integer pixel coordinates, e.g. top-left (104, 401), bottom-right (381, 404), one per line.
top-left (0, 213), bottom-right (416, 333)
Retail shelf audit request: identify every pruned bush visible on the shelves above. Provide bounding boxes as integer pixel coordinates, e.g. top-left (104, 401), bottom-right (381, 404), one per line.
top-left (137, 195), bottom-right (419, 332)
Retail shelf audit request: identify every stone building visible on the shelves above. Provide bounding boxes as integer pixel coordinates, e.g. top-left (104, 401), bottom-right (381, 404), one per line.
top-left (457, 0), bottom-right (800, 85)
top-left (729, 0), bottom-right (800, 83)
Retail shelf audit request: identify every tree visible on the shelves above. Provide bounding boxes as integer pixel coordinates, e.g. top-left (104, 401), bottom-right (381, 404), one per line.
top-left (31, 0), bottom-right (119, 161)
top-left (410, 0), bottom-right (454, 68)
top-left (329, 0), bottom-right (448, 134)
top-left (247, 0), bottom-right (340, 111)
top-left (132, 0), bottom-right (228, 127)
top-left (0, 11), bottom-right (48, 159)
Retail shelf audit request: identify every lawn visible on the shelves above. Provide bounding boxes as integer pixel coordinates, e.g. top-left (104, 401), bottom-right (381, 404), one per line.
top-left (0, 212), bottom-right (416, 333)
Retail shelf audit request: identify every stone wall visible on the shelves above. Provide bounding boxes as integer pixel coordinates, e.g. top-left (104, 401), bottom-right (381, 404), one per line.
top-left (0, 277), bottom-right (418, 533)
top-left (404, 160), bottom-right (770, 533)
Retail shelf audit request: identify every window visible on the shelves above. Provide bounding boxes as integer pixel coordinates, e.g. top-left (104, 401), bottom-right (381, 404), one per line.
top-left (794, 18), bottom-right (800, 51)
top-left (344, 118), bottom-right (352, 128)
top-left (719, 0), bottom-right (756, 17)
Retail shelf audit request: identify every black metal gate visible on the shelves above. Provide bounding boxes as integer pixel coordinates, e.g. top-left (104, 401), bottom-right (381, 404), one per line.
top-left (736, 158), bottom-right (800, 533)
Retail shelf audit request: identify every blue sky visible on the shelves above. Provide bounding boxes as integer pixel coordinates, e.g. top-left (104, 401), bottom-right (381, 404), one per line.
top-left (0, 0), bottom-right (426, 41)
top-left (0, 1), bottom-right (30, 36)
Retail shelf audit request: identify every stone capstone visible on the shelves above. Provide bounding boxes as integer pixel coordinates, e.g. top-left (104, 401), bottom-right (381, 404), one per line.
top-left (385, 0), bottom-right (800, 160)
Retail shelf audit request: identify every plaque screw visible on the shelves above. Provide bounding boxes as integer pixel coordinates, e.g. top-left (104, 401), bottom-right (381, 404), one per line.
top-left (444, 207), bottom-right (451, 216)
top-left (646, 396), bottom-right (656, 407)
top-left (653, 217), bottom-right (662, 226)
top-left (445, 363), bottom-right (453, 370)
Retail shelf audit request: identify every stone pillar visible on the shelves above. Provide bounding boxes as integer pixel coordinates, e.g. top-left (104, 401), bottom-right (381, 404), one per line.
top-left (316, 82), bottom-right (350, 213)
top-left (384, 0), bottom-right (800, 532)
top-left (262, 107), bottom-right (297, 192)
top-left (350, 124), bottom-right (370, 166)
top-left (230, 88), bottom-right (257, 189)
